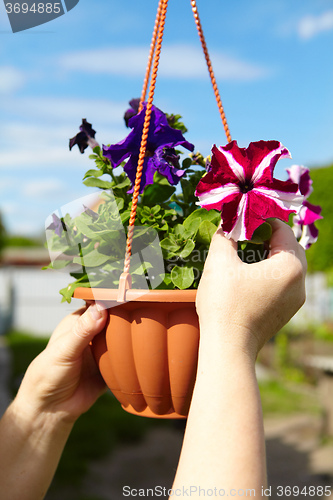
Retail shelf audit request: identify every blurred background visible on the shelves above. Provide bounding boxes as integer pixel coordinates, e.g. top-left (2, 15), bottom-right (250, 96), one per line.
top-left (1, 0), bottom-right (333, 499)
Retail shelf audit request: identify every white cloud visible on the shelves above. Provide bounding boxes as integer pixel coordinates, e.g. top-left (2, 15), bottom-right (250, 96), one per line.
top-left (0, 96), bottom-right (127, 172)
top-left (22, 178), bottom-right (67, 198)
top-left (1, 96), bottom-right (127, 125)
top-left (0, 177), bottom-right (16, 192)
top-left (0, 66), bottom-right (25, 94)
top-left (0, 147), bottom-right (86, 168)
top-left (298, 11), bottom-right (333, 40)
top-left (59, 44), bottom-right (271, 82)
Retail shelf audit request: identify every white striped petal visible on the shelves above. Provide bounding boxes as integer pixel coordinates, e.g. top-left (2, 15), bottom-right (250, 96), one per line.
top-left (251, 144), bottom-right (291, 184)
top-left (197, 183), bottom-right (240, 207)
top-left (223, 194), bottom-right (247, 241)
top-left (253, 187), bottom-right (304, 213)
top-left (218, 147), bottom-right (245, 183)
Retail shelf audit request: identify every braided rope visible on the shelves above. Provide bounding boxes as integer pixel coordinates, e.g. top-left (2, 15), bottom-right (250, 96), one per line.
top-left (139, 1), bottom-right (163, 113)
top-left (123, 0), bottom-right (168, 274)
top-left (121, 0), bottom-right (231, 278)
top-left (190, 0), bottom-right (232, 143)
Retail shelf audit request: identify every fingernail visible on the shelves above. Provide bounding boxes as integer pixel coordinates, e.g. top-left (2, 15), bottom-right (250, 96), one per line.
top-left (89, 303), bottom-right (103, 320)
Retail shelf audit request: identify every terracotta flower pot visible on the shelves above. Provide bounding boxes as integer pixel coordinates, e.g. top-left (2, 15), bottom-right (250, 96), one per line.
top-left (74, 288), bottom-right (199, 418)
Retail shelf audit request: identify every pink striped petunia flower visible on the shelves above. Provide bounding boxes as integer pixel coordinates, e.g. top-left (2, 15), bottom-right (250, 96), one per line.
top-left (195, 140), bottom-right (304, 242)
top-left (287, 164), bottom-right (323, 249)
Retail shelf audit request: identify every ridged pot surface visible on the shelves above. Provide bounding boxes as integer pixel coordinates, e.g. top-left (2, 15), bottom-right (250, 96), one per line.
top-left (74, 288), bottom-right (199, 418)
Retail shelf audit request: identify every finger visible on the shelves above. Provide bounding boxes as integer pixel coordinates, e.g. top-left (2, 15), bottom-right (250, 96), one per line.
top-left (204, 227), bottom-right (239, 270)
top-left (71, 303), bottom-right (108, 356)
top-left (51, 303), bottom-right (108, 361)
top-left (268, 220), bottom-right (306, 266)
top-left (263, 219), bottom-right (307, 277)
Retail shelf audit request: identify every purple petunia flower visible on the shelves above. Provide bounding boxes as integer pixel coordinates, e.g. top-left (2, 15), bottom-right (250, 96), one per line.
top-left (46, 213), bottom-right (66, 237)
top-left (195, 140), bottom-right (304, 242)
top-left (286, 164), bottom-right (313, 197)
top-left (292, 201), bottom-right (322, 249)
top-left (102, 104), bottom-right (194, 192)
top-left (69, 119), bottom-right (99, 154)
top-left (124, 98), bottom-right (141, 127)
top-left (287, 165), bottom-right (322, 249)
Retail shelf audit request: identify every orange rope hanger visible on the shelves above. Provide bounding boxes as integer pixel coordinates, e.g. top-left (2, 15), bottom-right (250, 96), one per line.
top-left (118, 0), bottom-right (231, 299)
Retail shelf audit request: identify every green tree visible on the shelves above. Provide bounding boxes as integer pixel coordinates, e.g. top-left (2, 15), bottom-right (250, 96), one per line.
top-left (0, 212), bottom-right (6, 254)
top-left (305, 163), bottom-right (333, 273)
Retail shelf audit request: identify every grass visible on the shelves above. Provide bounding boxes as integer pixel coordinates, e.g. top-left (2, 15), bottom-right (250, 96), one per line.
top-left (259, 379), bottom-right (321, 417)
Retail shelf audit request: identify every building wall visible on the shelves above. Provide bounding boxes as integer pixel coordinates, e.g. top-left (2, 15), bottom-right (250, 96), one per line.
top-left (0, 267), bottom-right (82, 336)
top-left (0, 267), bottom-right (331, 337)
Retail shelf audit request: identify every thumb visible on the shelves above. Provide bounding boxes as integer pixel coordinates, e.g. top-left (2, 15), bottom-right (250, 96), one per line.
top-left (67, 303), bottom-right (108, 359)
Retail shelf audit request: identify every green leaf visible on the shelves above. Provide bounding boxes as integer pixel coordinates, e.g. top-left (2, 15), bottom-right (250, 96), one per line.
top-left (250, 222), bottom-right (272, 244)
top-left (184, 208), bottom-right (220, 230)
top-left (113, 177), bottom-right (131, 190)
top-left (48, 258), bottom-right (72, 270)
top-left (83, 178), bottom-right (113, 189)
top-left (95, 158), bottom-right (107, 168)
top-left (183, 217), bottom-right (201, 237)
top-left (73, 219), bottom-right (96, 240)
top-left (180, 178), bottom-right (194, 204)
top-left (171, 265), bottom-right (194, 289)
top-left (154, 274), bottom-right (174, 290)
top-left (83, 169), bottom-right (104, 179)
top-left (163, 208), bottom-right (177, 219)
top-left (130, 261), bottom-right (153, 275)
top-left (179, 239), bottom-right (195, 259)
top-left (196, 220), bottom-right (217, 245)
top-left (116, 197), bottom-right (124, 211)
top-left (173, 224), bottom-right (186, 238)
top-left (160, 236), bottom-right (180, 253)
top-left (142, 183), bottom-right (176, 205)
top-left (182, 157), bottom-right (193, 170)
top-left (120, 210), bottom-right (131, 224)
top-left (73, 248), bottom-right (111, 267)
top-left (151, 205), bottom-right (161, 215)
top-left (59, 280), bottom-right (90, 303)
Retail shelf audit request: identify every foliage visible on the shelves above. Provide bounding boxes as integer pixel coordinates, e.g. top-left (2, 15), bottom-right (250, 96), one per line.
top-left (6, 331), bottom-right (49, 396)
top-left (4, 235), bottom-right (43, 247)
top-left (273, 330), bottom-right (307, 383)
top-left (259, 379), bottom-right (320, 416)
top-left (306, 321), bottom-right (333, 343)
top-left (304, 164), bottom-right (333, 272)
top-left (0, 212), bottom-right (5, 254)
top-left (46, 111), bottom-right (271, 303)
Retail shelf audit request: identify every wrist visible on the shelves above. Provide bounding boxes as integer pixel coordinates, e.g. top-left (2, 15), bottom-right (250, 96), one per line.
top-left (11, 391), bottom-right (74, 441)
top-left (198, 322), bottom-right (259, 367)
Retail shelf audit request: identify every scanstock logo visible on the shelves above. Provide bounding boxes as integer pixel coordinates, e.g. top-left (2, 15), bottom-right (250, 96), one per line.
top-left (3, 0), bottom-right (80, 33)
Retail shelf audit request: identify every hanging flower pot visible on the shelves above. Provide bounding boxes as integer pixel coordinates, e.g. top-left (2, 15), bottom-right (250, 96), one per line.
top-left (44, 0), bottom-right (321, 419)
top-left (74, 287), bottom-right (198, 418)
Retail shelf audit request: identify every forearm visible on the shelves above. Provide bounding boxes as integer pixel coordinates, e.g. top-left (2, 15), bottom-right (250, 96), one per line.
top-left (171, 329), bottom-right (266, 499)
top-left (0, 394), bottom-right (73, 500)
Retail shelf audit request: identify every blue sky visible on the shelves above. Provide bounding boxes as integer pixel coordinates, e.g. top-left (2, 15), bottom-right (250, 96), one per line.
top-left (0, 0), bottom-right (332, 237)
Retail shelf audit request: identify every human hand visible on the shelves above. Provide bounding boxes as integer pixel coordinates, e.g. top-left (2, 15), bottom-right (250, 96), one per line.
top-left (15, 303), bottom-right (108, 424)
top-left (196, 219), bottom-right (307, 359)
